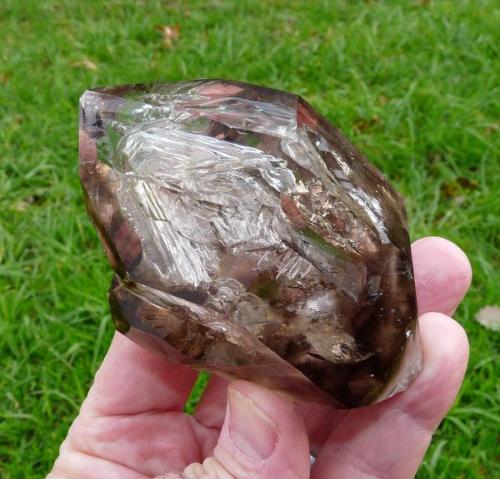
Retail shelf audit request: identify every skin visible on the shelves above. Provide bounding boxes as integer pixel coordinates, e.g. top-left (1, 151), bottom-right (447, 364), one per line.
top-left (48, 236), bottom-right (472, 479)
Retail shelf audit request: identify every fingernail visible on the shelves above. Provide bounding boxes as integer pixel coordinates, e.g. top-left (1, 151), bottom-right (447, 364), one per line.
top-left (228, 388), bottom-right (277, 460)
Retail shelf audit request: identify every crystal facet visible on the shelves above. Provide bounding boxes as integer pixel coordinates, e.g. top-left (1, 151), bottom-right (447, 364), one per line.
top-left (79, 80), bottom-right (421, 407)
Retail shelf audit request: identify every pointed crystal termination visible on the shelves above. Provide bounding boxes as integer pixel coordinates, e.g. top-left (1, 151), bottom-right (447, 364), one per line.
top-left (79, 80), bottom-right (422, 407)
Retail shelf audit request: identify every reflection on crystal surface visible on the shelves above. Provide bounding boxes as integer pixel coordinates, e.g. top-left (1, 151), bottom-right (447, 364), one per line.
top-left (80, 79), bottom-right (421, 407)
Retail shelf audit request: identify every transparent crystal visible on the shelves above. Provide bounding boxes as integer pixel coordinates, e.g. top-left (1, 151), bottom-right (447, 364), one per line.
top-left (79, 80), bottom-right (421, 407)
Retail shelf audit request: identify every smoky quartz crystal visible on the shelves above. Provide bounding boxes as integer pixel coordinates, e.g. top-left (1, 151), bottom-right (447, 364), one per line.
top-left (79, 79), bottom-right (421, 407)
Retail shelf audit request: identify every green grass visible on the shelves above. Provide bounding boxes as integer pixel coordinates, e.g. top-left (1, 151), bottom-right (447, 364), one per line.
top-left (0, 0), bottom-right (499, 477)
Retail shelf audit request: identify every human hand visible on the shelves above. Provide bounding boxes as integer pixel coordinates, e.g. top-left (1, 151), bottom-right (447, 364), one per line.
top-left (48, 236), bottom-right (471, 479)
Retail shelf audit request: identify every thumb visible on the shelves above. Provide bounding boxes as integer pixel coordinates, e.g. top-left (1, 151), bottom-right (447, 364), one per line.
top-left (163, 380), bottom-right (311, 479)
top-left (214, 381), bottom-right (310, 479)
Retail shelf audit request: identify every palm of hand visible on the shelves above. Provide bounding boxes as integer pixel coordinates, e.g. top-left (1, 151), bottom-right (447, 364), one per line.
top-left (49, 238), bottom-right (471, 479)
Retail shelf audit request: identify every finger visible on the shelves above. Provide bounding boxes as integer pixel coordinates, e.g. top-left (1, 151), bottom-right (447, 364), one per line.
top-left (194, 237), bottom-right (472, 450)
top-left (194, 374), bottom-right (230, 430)
top-left (213, 381), bottom-right (311, 479)
top-left (194, 376), bottom-right (348, 455)
top-left (83, 332), bottom-right (198, 416)
top-left (412, 236), bottom-right (472, 315)
top-left (311, 312), bottom-right (469, 479)
top-left (296, 402), bottom-right (348, 454)
top-left (163, 381), bottom-right (311, 479)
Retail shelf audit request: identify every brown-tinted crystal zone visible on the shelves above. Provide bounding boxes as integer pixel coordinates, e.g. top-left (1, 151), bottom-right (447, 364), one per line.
top-left (79, 79), bottom-right (422, 408)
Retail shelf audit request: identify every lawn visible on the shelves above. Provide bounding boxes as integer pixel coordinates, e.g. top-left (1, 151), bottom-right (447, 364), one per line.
top-left (0, 0), bottom-right (498, 477)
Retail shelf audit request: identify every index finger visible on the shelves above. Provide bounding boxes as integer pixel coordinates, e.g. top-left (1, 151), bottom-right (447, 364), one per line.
top-left (82, 332), bottom-right (198, 416)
